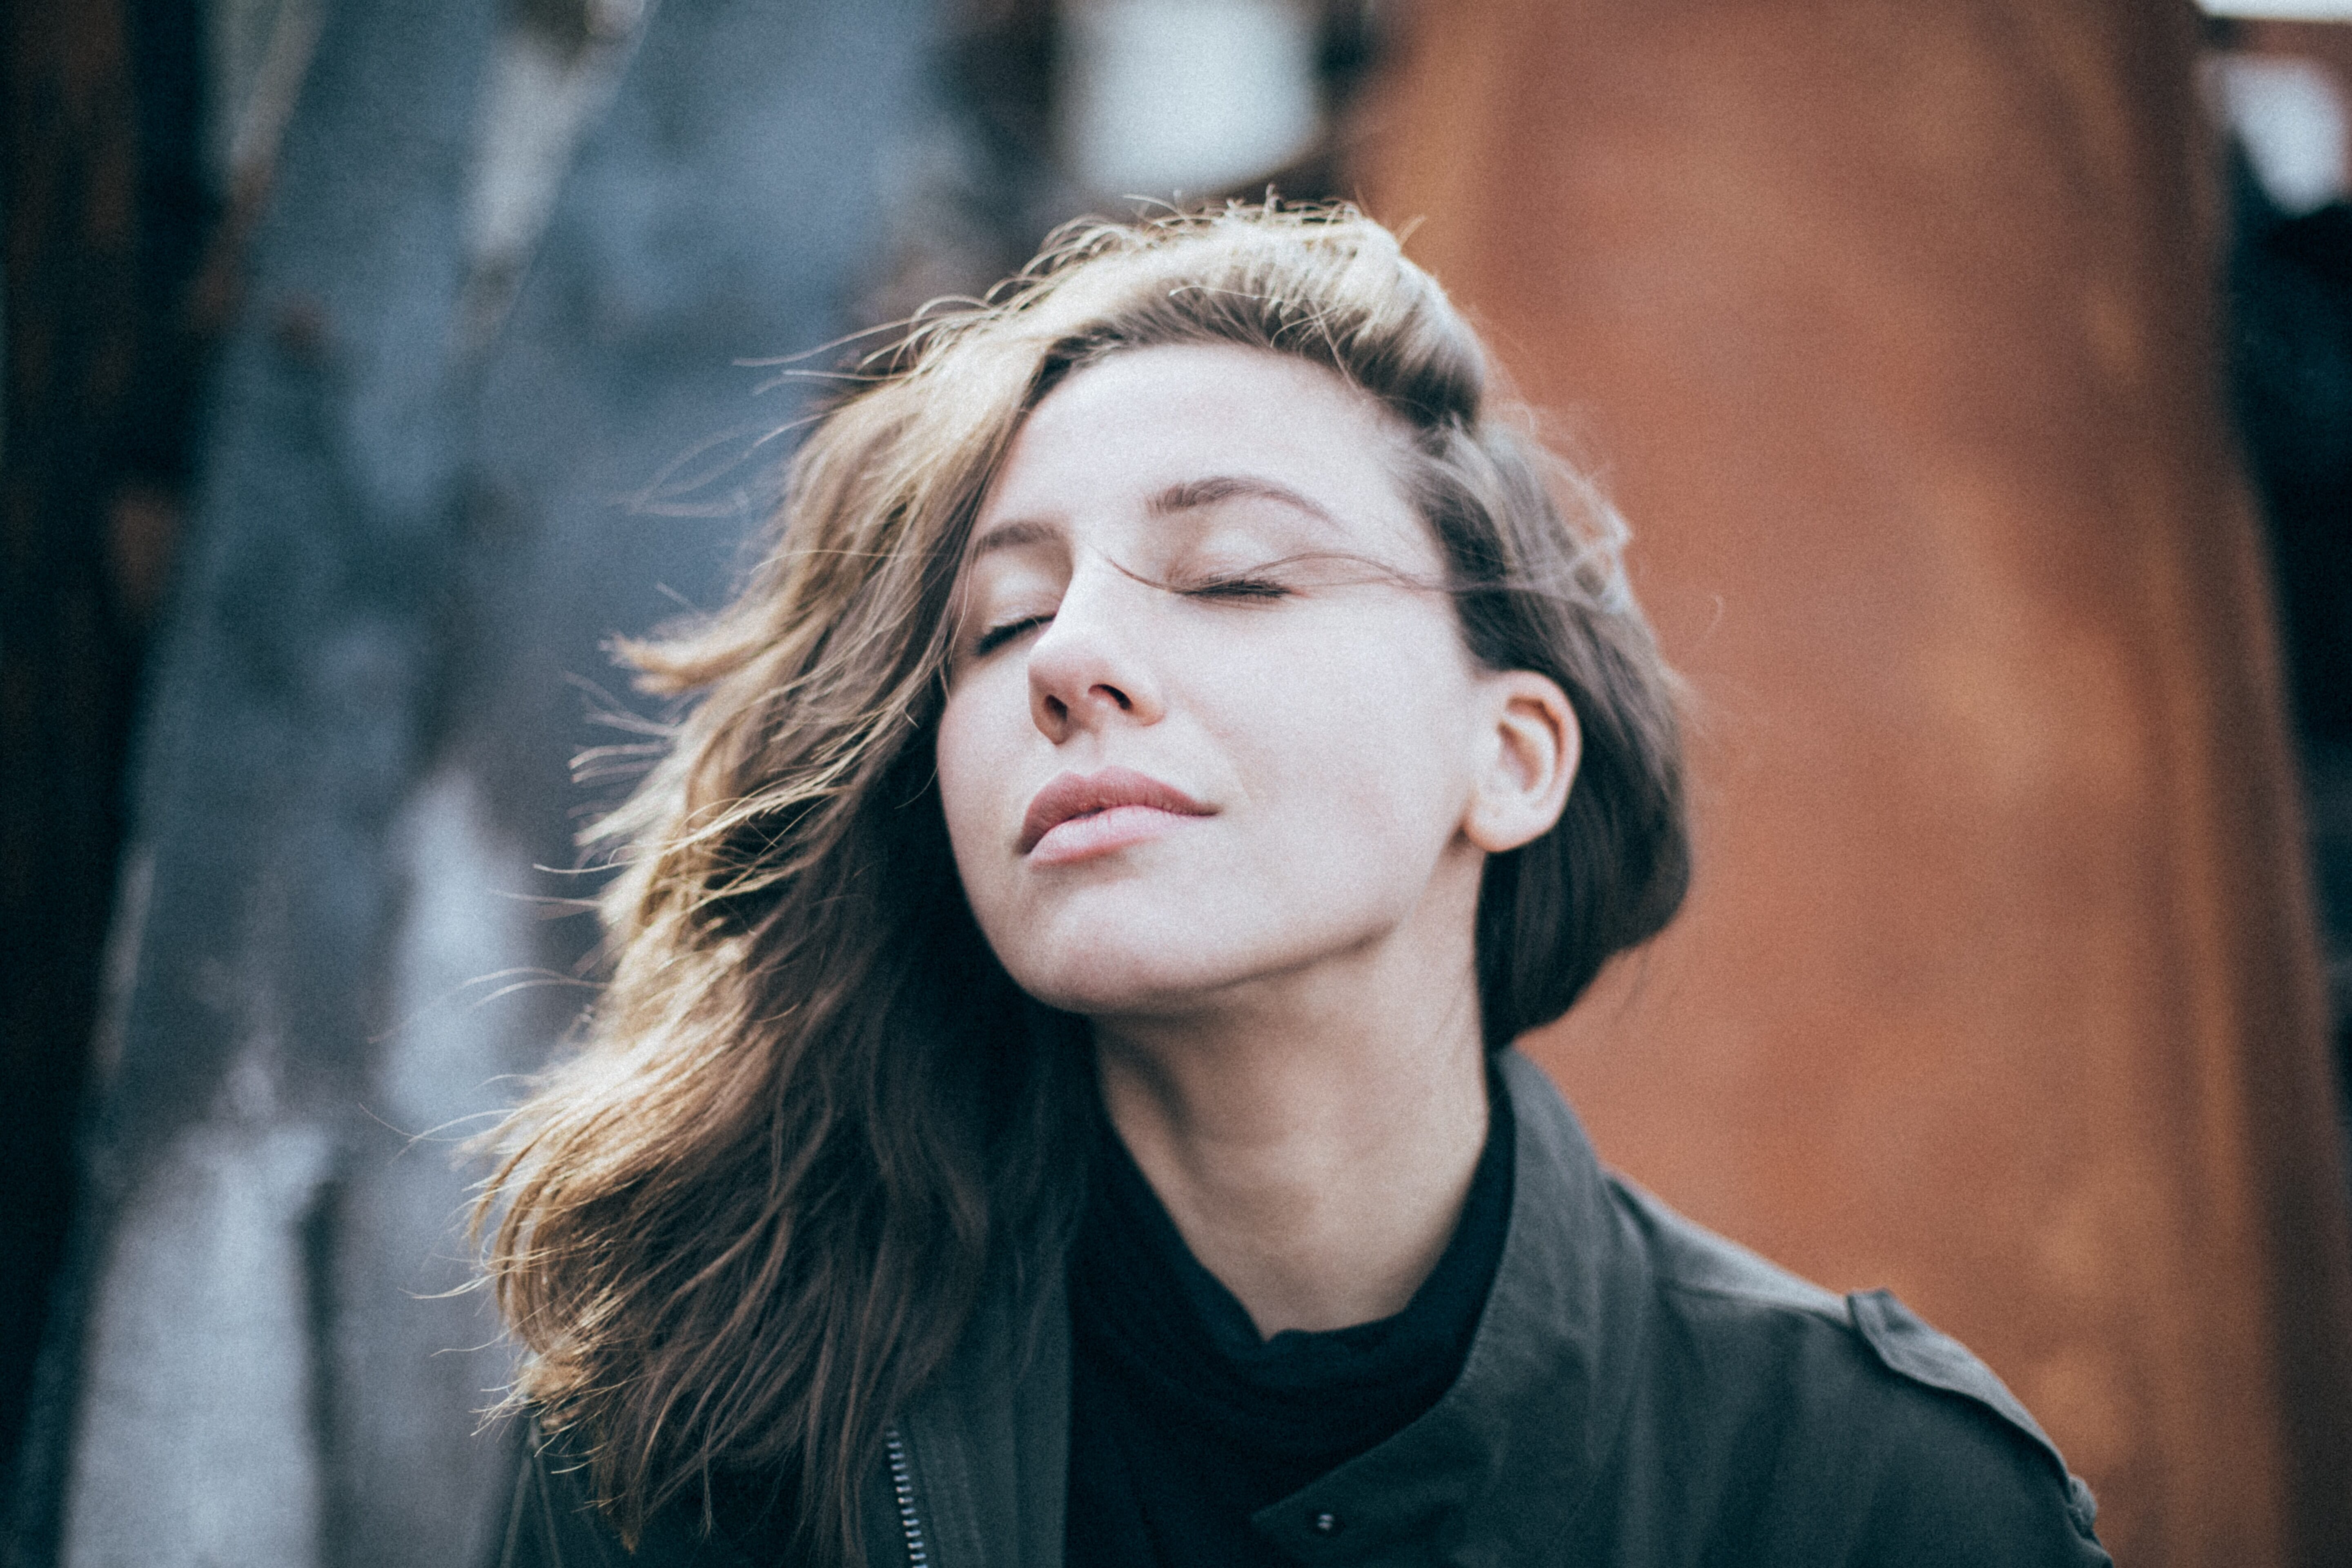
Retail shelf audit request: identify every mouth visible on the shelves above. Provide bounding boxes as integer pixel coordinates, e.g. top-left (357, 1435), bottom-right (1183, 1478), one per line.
top-left (1018, 766), bottom-right (1215, 861)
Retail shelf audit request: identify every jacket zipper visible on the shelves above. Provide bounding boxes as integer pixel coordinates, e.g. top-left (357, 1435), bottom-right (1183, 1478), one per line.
top-left (882, 1425), bottom-right (931, 1567)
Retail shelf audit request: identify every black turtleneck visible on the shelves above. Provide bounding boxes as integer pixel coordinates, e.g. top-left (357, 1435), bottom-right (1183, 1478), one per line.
top-left (1063, 1071), bottom-right (1516, 1568)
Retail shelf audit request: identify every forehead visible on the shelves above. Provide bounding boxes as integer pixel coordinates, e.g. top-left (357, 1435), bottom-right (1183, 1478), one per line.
top-left (976, 343), bottom-right (1418, 536)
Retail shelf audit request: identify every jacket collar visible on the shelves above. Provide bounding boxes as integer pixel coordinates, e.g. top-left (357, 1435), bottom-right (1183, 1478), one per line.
top-left (1246, 1048), bottom-right (1649, 1565)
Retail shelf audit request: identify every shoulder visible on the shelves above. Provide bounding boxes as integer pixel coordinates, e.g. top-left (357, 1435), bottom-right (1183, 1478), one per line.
top-left (1607, 1179), bottom-right (2110, 1567)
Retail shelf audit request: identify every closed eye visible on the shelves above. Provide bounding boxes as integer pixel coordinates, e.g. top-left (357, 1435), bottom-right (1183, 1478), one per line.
top-left (971, 576), bottom-right (1287, 657)
top-left (973, 615), bottom-right (1051, 656)
top-left (1181, 575), bottom-right (1291, 602)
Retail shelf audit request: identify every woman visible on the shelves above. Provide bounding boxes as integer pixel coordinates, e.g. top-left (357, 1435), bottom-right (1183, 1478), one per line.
top-left (486, 205), bottom-right (2110, 1568)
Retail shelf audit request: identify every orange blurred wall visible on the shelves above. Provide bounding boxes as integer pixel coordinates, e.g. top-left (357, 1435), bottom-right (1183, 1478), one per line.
top-left (1359, 2), bottom-right (2352, 1563)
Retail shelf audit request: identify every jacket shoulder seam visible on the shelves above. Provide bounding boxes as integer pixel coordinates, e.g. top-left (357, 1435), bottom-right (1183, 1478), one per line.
top-left (1845, 1288), bottom-right (2102, 1542)
top-left (1652, 1271), bottom-right (1851, 1323)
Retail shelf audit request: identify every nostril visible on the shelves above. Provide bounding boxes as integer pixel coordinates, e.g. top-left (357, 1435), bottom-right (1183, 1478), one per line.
top-left (1097, 684), bottom-right (1131, 712)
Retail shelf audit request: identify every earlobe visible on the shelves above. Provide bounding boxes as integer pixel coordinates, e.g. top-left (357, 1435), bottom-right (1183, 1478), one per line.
top-left (1464, 672), bottom-right (1580, 854)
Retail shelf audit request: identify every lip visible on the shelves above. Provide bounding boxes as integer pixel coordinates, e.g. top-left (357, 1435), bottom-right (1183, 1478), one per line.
top-left (1018, 766), bottom-right (1215, 862)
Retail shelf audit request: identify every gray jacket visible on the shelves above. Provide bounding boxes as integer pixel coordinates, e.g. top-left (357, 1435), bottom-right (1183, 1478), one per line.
top-left (501, 1050), bottom-right (2111, 1567)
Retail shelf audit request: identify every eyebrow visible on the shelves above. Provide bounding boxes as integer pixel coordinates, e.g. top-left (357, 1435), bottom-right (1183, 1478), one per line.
top-left (1146, 474), bottom-right (1340, 529)
top-left (964, 517), bottom-right (1060, 564)
top-left (965, 474), bottom-right (1340, 563)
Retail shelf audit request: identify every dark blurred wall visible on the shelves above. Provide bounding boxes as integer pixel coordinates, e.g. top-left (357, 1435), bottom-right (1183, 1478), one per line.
top-left (0, 0), bottom-right (213, 1501)
top-left (1362, 2), bottom-right (2352, 1564)
top-left (0, 0), bottom-right (140, 1500)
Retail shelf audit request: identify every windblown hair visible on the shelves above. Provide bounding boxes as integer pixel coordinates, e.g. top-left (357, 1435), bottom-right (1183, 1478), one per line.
top-left (480, 203), bottom-right (1688, 1564)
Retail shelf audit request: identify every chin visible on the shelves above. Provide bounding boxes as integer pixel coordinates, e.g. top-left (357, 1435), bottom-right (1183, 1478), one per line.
top-left (998, 934), bottom-right (1258, 1021)
top-left (1007, 954), bottom-right (1204, 1019)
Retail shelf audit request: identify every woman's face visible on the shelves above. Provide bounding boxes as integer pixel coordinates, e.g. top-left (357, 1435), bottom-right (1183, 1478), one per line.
top-left (935, 343), bottom-right (1531, 1023)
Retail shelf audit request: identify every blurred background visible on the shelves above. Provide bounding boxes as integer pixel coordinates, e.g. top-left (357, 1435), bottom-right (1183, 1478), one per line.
top-left (3, 0), bottom-right (2350, 1563)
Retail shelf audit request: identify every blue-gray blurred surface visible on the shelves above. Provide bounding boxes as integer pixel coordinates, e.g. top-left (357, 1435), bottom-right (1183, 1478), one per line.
top-left (20, 2), bottom-right (938, 1563)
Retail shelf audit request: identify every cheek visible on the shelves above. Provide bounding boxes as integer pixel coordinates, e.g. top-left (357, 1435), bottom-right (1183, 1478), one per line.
top-left (1207, 617), bottom-right (1486, 880)
top-left (934, 678), bottom-right (1017, 872)
top-left (1275, 616), bottom-right (1479, 784)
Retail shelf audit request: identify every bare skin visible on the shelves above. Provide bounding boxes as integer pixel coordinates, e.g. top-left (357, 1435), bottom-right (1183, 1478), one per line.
top-left (937, 344), bottom-right (1577, 1339)
top-left (1092, 958), bottom-right (1491, 1335)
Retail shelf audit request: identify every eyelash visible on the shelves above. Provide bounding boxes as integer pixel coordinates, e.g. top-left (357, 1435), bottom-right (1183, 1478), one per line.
top-left (972, 617), bottom-right (1047, 657)
top-left (969, 576), bottom-right (1292, 657)
top-left (1185, 575), bottom-right (1290, 602)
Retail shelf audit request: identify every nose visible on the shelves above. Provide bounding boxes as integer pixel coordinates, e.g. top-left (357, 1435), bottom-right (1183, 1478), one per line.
top-left (1027, 562), bottom-right (1164, 743)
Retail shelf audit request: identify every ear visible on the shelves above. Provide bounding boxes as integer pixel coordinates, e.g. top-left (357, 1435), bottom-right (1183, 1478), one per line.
top-left (1463, 670), bottom-right (1580, 854)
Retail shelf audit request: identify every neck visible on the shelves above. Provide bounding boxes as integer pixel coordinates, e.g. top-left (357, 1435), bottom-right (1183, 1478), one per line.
top-left (1092, 972), bottom-right (1491, 1338)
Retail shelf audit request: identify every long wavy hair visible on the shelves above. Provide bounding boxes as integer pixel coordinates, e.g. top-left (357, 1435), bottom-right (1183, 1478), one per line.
top-left (480, 203), bottom-right (1688, 1564)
